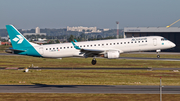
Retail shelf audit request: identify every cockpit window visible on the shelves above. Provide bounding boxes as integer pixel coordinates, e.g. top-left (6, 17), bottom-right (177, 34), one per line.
top-left (161, 38), bottom-right (167, 41)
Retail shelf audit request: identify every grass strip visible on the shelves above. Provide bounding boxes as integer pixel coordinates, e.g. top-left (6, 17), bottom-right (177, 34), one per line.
top-left (0, 93), bottom-right (180, 101)
top-left (0, 70), bottom-right (180, 85)
top-left (0, 55), bottom-right (180, 68)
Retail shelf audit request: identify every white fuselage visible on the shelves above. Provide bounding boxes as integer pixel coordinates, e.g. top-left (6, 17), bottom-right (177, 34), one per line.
top-left (33, 36), bottom-right (175, 58)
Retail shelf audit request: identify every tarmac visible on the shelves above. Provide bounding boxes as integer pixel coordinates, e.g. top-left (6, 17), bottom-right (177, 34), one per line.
top-left (0, 85), bottom-right (180, 94)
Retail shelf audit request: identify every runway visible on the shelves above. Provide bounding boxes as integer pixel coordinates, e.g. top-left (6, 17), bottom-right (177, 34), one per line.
top-left (0, 85), bottom-right (180, 94)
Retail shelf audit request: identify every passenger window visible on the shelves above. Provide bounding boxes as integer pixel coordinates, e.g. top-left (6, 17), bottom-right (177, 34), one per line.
top-left (117, 43), bottom-right (119, 44)
top-left (71, 46), bottom-right (73, 48)
top-left (131, 42), bottom-right (133, 43)
top-left (84, 45), bottom-right (85, 47)
top-left (91, 45), bottom-right (92, 47)
top-left (142, 41), bottom-right (144, 43)
top-left (53, 48), bottom-right (55, 50)
top-left (110, 43), bottom-right (112, 45)
top-left (98, 44), bottom-right (100, 46)
top-left (67, 47), bottom-right (69, 49)
top-left (80, 46), bottom-right (82, 47)
top-left (46, 48), bottom-right (48, 50)
top-left (57, 48), bottom-right (58, 49)
top-left (106, 43), bottom-right (108, 45)
top-left (102, 44), bottom-right (104, 46)
top-left (60, 47), bottom-right (62, 49)
top-left (50, 48), bottom-right (51, 50)
top-left (138, 41), bottom-right (140, 43)
top-left (121, 42), bottom-right (122, 44)
top-left (124, 42), bottom-right (126, 44)
top-left (64, 47), bottom-right (65, 49)
top-left (87, 45), bottom-right (89, 47)
top-left (114, 43), bottom-right (115, 45)
top-left (146, 40), bottom-right (147, 42)
top-left (94, 44), bottom-right (96, 46)
top-left (135, 41), bottom-right (137, 43)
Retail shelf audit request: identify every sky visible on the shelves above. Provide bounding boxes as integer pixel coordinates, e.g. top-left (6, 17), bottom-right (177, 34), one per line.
top-left (0, 0), bottom-right (180, 29)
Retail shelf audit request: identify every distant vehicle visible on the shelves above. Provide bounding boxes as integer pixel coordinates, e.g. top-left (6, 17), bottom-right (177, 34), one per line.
top-left (6, 25), bottom-right (176, 65)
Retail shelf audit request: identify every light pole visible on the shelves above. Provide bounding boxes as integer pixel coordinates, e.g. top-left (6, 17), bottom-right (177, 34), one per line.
top-left (116, 21), bottom-right (119, 39)
top-left (160, 77), bottom-right (162, 101)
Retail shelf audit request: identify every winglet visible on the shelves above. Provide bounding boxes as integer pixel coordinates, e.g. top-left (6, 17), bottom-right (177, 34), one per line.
top-left (74, 39), bottom-right (77, 42)
top-left (71, 41), bottom-right (81, 49)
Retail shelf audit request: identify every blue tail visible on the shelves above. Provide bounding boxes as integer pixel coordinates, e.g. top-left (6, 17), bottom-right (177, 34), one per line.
top-left (6, 25), bottom-right (41, 57)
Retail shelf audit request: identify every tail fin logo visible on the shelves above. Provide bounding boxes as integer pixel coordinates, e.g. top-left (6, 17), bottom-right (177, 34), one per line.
top-left (13, 35), bottom-right (24, 44)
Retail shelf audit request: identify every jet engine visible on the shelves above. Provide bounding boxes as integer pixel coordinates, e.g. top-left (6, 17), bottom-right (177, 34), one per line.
top-left (104, 51), bottom-right (120, 59)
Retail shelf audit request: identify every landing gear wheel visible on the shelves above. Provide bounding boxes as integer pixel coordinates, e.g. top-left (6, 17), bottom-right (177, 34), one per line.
top-left (91, 58), bottom-right (97, 65)
top-left (157, 55), bottom-right (160, 58)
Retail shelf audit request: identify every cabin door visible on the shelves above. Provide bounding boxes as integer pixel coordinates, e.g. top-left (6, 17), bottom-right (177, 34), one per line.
top-left (39, 47), bottom-right (44, 55)
top-left (153, 38), bottom-right (157, 46)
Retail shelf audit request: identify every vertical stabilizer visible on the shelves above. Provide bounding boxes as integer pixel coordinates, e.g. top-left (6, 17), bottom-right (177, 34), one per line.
top-left (6, 25), bottom-right (37, 49)
top-left (6, 25), bottom-right (41, 57)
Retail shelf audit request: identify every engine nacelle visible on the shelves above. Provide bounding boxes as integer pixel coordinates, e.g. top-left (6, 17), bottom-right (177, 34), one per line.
top-left (104, 51), bottom-right (120, 59)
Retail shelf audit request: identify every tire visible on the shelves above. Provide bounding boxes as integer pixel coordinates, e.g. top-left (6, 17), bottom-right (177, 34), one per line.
top-left (157, 55), bottom-right (160, 58)
top-left (91, 59), bottom-right (97, 65)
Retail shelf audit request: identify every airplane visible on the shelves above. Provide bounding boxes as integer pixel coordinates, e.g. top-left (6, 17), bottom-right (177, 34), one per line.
top-left (6, 25), bottom-right (176, 65)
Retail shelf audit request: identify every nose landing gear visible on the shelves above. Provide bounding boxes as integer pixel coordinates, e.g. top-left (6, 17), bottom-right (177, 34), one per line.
top-left (156, 50), bottom-right (161, 58)
top-left (91, 58), bottom-right (97, 65)
top-left (157, 55), bottom-right (160, 58)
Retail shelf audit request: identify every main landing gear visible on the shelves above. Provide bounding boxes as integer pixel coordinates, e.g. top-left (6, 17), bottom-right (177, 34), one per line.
top-left (91, 58), bottom-right (97, 65)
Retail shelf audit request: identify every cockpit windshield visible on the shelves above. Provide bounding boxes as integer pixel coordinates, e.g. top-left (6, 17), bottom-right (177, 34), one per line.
top-left (161, 38), bottom-right (167, 41)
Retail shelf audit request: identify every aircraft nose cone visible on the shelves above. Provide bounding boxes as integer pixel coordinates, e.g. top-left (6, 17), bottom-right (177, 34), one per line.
top-left (171, 42), bottom-right (176, 48)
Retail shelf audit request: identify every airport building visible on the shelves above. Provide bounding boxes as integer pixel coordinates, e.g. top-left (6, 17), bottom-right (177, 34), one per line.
top-left (124, 27), bottom-right (180, 51)
top-left (23, 27), bottom-right (46, 36)
top-left (67, 26), bottom-right (102, 34)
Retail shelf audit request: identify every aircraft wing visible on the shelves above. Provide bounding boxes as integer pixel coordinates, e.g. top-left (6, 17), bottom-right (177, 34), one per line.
top-left (80, 48), bottom-right (104, 53)
top-left (71, 41), bottom-right (104, 57)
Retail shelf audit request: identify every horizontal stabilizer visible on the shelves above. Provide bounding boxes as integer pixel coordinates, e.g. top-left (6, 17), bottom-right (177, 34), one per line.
top-left (7, 47), bottom-right (25, 52)
top-left (5, 48), bottom-right (25, 53)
